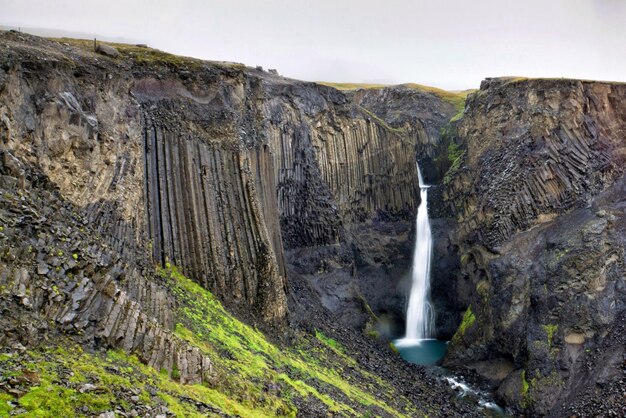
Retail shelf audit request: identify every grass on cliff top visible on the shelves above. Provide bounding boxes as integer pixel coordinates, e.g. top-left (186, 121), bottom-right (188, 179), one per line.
top-left (159, 265), bottom-right (421, 417)
top-left (49, 37), bottom-right (245, 70)
top-left (318, 81), bottom-right (474, 112)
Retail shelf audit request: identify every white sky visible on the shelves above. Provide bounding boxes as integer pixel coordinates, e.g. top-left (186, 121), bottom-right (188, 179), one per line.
top-left (1, 0), bottom-right (625, 90)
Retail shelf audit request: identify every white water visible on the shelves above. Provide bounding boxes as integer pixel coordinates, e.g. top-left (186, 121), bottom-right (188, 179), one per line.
top-left (397, 164), bottom-right (435, 344)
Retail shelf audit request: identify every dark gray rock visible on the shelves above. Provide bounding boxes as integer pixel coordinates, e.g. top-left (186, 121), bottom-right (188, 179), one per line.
top-left (96, 43), bottom-right (119, 58)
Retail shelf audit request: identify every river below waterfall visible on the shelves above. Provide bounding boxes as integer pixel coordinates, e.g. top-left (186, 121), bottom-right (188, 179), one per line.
top-left (394, 164), bottom-right (507, 416)
top-left (393, 339), bottom-right (508, 416)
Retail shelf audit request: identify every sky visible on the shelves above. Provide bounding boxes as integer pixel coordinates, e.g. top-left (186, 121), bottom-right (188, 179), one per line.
top-left (1, 0), bottom-right (625, 90)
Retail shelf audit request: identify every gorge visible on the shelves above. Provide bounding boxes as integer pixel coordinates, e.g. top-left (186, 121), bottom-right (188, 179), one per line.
top-left (0, 31), bottom-right (624, 418)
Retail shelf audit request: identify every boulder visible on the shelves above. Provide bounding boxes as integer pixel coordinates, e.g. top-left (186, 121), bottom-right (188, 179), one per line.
top-left (96, 43), bottom-right (119, 58)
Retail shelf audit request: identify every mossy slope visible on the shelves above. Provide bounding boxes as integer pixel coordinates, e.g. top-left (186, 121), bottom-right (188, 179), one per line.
top-left (0, 265), bottom-right (424, 417)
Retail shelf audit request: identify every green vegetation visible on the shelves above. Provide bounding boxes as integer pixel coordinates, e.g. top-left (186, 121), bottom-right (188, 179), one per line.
top-left (0, 345), bottom-right (274, 417)
top-left (519, 368), bottom-right (564, 409)
top-left (315, 330), bottom-right (344, 354)
top-left (366, 330), bottom-right (380, 340)
top-left (447, 141), bottom-right (464, 164)
top-left (401, 84), bottom-right (472, 113)
top-left (0, 265), bottom-right (424, 417)
top-left (437, 107), bottom-right (468, 187)
top-left (318, 82), bottom-right (473, 113)
top-left (443, 150), bottom-right (466, 186)
top-left (317, 82), bottom-right (388, 90)
top-left (542, 324), bottom-right (558, 348)
top-left (451, 306), bottom-right (476, 344)
top-left (521, 370), bottom-right (530, 396)
top-left (157, 265), bottom-right (421, 417)
top-left (50, 37), bottom-right (245, 71)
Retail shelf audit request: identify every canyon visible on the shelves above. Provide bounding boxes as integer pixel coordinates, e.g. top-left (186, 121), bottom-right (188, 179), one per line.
top-left (0, 30), bottom-right (624, 417)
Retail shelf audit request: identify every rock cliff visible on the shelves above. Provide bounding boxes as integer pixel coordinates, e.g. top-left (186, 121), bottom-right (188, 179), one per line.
top-left (443, 77), bottom-right (626, 416)
top-left (0, 31), bottom-right (475, 417)
top-left (3, 30), bottom-right (623, 417)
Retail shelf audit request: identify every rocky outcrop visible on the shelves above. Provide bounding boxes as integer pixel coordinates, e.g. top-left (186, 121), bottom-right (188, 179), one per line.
top-left (0, 182), bottom-right (212, 384)
top-left (443, 77), bottom-right (626, 415)
top-left (0, 32), bottom-right (464, 333)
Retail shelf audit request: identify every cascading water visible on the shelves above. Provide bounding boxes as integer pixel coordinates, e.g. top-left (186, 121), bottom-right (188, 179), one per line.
top-left (393, 165), bottom-right (506, 415)
top-left (396, 163), bottom-right (435, 345)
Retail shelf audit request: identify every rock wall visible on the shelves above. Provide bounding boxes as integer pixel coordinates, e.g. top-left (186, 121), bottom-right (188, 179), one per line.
top-left (137, 83), bottom-right (287, 321)
top-left (0, 31), bottom-right (460, 356)
top-left (0, 33), bottom-right (289, 324)
top-left (443, 77), bottom-right (626, 415)
top-left (261, 80), bottom-right (458, 329)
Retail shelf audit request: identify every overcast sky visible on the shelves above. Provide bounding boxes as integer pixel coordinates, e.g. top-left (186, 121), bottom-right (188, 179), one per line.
top-left (1, 0), bottom-right (625, 90)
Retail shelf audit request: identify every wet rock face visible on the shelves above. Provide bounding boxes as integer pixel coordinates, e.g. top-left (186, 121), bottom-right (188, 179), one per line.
top-left (444, 78), bottom-right (626, 415)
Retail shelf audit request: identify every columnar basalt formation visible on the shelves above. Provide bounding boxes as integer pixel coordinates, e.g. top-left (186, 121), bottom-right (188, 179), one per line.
top-left (443, 77), bottom-right (626, 416)
top-left (0, 31), bottom-right (459, 376)
top-left (6, 31), bottom-right (624, 416)
top-left (261, 81), bottom-right (458, 328)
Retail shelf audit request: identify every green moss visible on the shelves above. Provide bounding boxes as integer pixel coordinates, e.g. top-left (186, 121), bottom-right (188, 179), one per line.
top-left (171, 364), bottom-right (181, 381)
top-left (521, 370), bottom-right (530, 395)
top-left (457, 307), bottom-right (476, 336)
top-left (0, 392), bottom-right (14, 416)
top-left (447, 142), bottom-right (464, 164)
top-left (315, 331), bottom-right (344, 353)
top-left (451, 306), bottom-right (476, 345)
top-left (442, 150), bottom-right (465, 186)
top-left (542, 324), bottom-right (558, 348)
top-left (366, 330), bottom-right (380, 340)
top-left (449, 109), bottom-right (464, 123)
top-left (0, 344), bottom-right (274, 418)
top-left (158, 264), bottom-right (418, 417)
top-left (18, 385), bottom-right (77, 417)
top-left (0, 261), bottom-right (424, 417)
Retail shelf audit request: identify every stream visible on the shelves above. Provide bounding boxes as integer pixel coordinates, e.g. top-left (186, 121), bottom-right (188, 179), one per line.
top-left (394, 340), bottom-right (507, 416)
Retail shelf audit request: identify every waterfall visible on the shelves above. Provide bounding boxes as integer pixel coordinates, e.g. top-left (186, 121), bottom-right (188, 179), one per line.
top-left (400, 163), bottom-right (435, 342)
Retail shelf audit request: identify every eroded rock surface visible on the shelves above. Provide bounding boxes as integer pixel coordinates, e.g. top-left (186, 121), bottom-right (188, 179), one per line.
top-left (443, 77), bottom-right (626, 416)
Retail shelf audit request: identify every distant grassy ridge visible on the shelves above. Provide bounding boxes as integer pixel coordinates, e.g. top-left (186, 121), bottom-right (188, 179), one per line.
top-left (48, 37), bottom-right (245, 70)
top-left (317, 81), bottom-right (475, 112)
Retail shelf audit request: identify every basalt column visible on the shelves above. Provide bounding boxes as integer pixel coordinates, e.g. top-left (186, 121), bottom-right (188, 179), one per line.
top-left (142, 113), bottom-right (287, 322)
